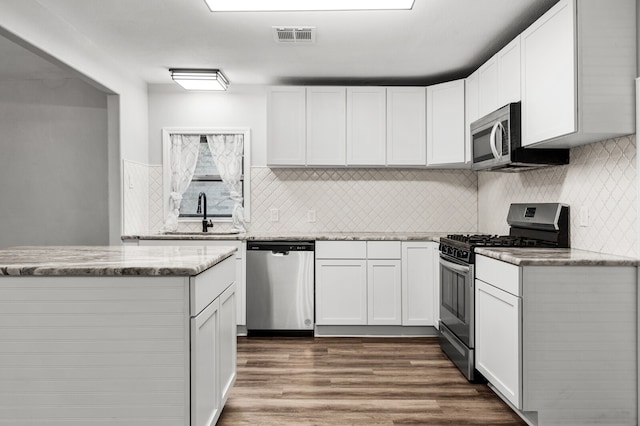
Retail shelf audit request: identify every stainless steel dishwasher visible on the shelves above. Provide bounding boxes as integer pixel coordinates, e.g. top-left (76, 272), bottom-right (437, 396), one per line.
top-left (246, 241), bottom-right (315, 334)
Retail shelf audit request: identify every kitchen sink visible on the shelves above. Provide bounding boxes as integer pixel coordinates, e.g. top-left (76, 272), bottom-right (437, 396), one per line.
top-left (162, 230), bottom-right (242, 236)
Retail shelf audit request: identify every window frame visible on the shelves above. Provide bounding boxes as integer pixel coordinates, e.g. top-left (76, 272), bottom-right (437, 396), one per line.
top-left (161, 127), bottom-right (251, 224)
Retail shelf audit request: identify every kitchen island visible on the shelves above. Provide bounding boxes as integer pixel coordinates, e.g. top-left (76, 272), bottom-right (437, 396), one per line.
top-left (0, 245), bottom-right (238, 426)
top-left (473, 247), bottom-right (638, 426)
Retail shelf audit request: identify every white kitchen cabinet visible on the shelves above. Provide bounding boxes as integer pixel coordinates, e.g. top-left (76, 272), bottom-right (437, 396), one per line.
top-left (267, 86), bottom-right (306, 166)
top-left (218, 283), bottom-right (237, 404)
top-left (520, 0), bottom-right (635, 147)
top-left (464, 70), bottom-right (479, 165)
top-left (191, 296), bottom-right (221, 426)
top-left (316, 259), bottom-right (368, 325)
top-left (386, 87), bottom-right (426, 166)
top-left (497, 36), bottom-right (521, 107)
top-left (138, 239), bottom-right (247, 327)
top-left (316, 241), bottom-right (403, 327)
top-left (475, 279), bottom-right (521, 408)
top-left (475, 254), bottom-right (637, 425)
top-left (426, 79), bottom-right (466, 167)
top-left (401, 242), bottom-right (436, 326)
top-left (306, 87), bottom-right (346, 166)
top-left (346, 87), bottom-right (386, 165)
top-left (368, 260), bottom-right (402, 325)
top-left (477, 55), bottom-right (498, 118)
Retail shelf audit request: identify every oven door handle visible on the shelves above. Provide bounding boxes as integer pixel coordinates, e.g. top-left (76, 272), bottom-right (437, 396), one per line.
top-left (440, 257), bottom-right (471, 275)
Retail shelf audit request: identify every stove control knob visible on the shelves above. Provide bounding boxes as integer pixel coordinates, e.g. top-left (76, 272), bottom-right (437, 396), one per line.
top-left (460, 250), bottom-right (468, 258)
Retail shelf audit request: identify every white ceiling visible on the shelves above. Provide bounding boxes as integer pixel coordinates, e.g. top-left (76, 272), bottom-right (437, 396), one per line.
top-left (2, 0), bottom-right (559, 86)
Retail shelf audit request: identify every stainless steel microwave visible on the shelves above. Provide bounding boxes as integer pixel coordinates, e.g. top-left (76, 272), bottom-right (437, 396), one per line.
top-left (471, 102), bottom-right (569, 172)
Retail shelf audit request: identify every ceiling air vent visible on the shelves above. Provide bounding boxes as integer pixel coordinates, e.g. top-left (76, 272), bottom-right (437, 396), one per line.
top-left (272, 27), bottom-right (316, 43)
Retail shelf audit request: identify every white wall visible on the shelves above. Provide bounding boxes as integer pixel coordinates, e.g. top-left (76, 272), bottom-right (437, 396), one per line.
top-left (0, 78), bottom-right (109, 248)
top-left (1, 0), bottom-right (149, 243)
top-left (148, 84), bottom-right (267, 166)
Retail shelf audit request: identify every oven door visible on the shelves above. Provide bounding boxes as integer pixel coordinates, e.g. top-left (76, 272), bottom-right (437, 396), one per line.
top-left (439, 254), bottom-right (474, 348)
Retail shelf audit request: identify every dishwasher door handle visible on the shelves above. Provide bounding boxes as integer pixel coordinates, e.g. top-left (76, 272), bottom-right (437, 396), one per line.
top-left (271, 250), bottom-right (290, 256)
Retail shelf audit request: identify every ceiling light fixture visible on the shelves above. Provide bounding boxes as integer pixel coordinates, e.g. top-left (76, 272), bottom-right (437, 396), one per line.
top-left (169, 69), bottom-right (229, 91)
top-left (204, 0), bottom-right (415, 12)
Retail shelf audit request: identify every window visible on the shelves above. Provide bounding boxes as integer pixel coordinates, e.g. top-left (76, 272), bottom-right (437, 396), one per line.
top-left (179, 137), bottom-right (242, 218)
top-left (162, 127), bottom-right (251, 224)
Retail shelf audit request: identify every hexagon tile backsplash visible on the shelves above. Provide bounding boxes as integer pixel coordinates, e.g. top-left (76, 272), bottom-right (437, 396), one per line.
top-left (478, 135), bottom-right (637, 257)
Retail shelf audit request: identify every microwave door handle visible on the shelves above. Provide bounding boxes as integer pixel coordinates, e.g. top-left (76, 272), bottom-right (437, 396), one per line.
top-left (489, 121), bottom-right (504, 160)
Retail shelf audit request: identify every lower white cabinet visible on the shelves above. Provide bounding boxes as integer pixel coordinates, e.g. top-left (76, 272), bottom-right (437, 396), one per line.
top-left (191, 296), bottom-right (221, 426)
top-left (475, 254), bottom-right (637, 425)
top-left (367, 260), bottom-right (402, 325)
top-left (316, 259), bottom-right (367, 325)
top-left (401, 242), bottom-right (437, 326)
top-left (316, 241), bottom-right (436, 327)
top-left (475, 279), bottom-right (521, 408)
top-left (218, 283), bottom-right (237, 404)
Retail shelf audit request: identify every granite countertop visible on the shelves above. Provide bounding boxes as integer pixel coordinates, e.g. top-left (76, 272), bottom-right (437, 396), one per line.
top-left (475, 247), bottom-right (640, 266)
top-left (0, 245), bottom-right (237, 276)
top-left (123, 232), bottom-right (449, 242)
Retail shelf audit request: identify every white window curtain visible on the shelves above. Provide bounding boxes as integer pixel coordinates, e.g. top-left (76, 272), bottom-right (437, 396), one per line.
top-left (206, 134), bottom-right (246, 232)
top-left (163, 134), bottom-right (201, 231)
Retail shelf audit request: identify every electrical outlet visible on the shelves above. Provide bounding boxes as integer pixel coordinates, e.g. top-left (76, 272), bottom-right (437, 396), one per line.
top-left (269, 208), bottom-right (279, 222)
top-left (307, 209), bottom-right (316, 223)
top-left (580, 205), bottom-right (589, 227)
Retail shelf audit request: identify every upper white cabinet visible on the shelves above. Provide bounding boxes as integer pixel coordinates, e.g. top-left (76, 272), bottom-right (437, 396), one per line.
top-left (477, 36), bottom-right (521, 119)
top-left (426, 79), bottom-right (466, 167)
top-left (464, 70), bottom-right (479, 165)
top-left (306, 87), bottom-right (346, 166)
top-left (386, 87), bottom-right (427, 166)
top-left (520, 0), bottom-right (635, 147)
top-left (477, 56), bottom-right (498, 118)
top-left (497, 36), bottom-right (521, 107)
top-left (267, 86), bottom-right (306, 165)
top-left (346, 87), bottom-right (387, 165)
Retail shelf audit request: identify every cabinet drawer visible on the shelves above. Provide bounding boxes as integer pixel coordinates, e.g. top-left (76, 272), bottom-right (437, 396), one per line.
top-left (367, 241), bottom-right (401, 259)
top-left (475, 255), bottom-right (521, 296)
top-left (190, 256), bottom-right (236, 316)
top-left (316, 241), bottom-right (367, 259)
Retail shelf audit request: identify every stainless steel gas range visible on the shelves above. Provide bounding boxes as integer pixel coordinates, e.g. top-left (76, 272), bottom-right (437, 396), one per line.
top-left (438, 203), bottom-right (569, 381)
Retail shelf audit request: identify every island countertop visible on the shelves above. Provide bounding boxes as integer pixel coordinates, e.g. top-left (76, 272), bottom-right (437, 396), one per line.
top-left (474, 247), bottom-right (640, 266)
top-left (0, 245), bottom-right (237, 276)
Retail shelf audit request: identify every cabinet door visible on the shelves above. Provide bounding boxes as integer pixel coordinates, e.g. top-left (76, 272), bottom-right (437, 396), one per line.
top-left (347, 87), bottom-right (386, 165)
top-left (497, 36), bottom-right (521, 106)
top-left (401, 242), bottom-right (435, 326)
top-left (475, 280), bottom-right (522, 409)
top-left (520, 0), bottom-right (576, 146)
top-left (386, 87), bottom-right (426, 166)
top-left (465, 70), bottom-right (479, 165)
top-left (306, 87), bottom-right (346, 166)
top-left (219, 283), bottom-right (237, 405)
top-left (316, 259), bottom-right (367, 325)
top-left (191, 298), bottom-right (220, 426)
top-left (478, 55), bottom-right (499, 117)
top-left (367, 260), bottom-right (402, 325)
top-left (426, 79), bottom-right (466, 166)
top-left (267, 86), bottom-right (306, 165)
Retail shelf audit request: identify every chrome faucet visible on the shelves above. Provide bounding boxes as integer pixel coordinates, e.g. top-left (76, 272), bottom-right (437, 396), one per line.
top-left (197, 192), bottom-right (214, 232)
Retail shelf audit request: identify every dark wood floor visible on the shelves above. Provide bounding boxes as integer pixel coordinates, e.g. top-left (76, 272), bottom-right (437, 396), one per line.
top-left (218, 336), bottom-right (526, 425)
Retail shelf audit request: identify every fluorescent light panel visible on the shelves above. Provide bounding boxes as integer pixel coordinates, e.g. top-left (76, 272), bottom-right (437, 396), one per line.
top-left (204, 0), bottom-right (415, 12)
top-left (170, 69), bottom-right (228, 91)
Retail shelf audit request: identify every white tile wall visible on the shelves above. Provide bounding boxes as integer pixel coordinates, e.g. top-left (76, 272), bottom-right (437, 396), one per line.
top-left (148, 165), bottom-right (164, 233)
top-left (122, 160), bottom-right (149, 235)
top-left (249, 168), bottom-right (478, 233)
top-left (478, 135), bottom-right (637, 257)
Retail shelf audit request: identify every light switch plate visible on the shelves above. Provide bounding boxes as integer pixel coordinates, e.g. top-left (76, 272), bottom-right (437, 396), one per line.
top-left (307, 209), bottom-right (316, 223)
top-left (579, 205), bottom-right (589, 227)
top-left (269, 208), bottom-right (279, 222)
